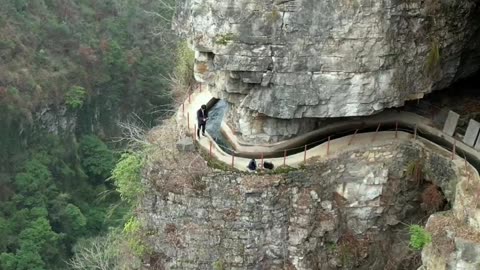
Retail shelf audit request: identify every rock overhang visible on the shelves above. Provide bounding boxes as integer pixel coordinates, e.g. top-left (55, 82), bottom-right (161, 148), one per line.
top-left (175, 0), bottom-right (480, 143)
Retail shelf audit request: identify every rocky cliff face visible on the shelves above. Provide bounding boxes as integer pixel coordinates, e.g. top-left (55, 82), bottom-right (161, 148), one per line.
top-left (35, 104), bottom-right (77, 135)
top-left (142, 136), bottom-right (480, 269)
top-left (175, 0), bottom-right (480, 143)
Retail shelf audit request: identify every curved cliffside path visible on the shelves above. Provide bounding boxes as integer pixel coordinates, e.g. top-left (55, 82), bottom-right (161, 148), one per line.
top-left (176, 89), bottom-right (480, 172)
top-left (163, 89), bottom-right (480, 269)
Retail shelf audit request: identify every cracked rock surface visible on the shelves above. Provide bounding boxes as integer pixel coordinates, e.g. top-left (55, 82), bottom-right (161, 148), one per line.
top-left (175, 0), bottom-right (480, 143)
top-left (142, 141), bottom-right (465, 269)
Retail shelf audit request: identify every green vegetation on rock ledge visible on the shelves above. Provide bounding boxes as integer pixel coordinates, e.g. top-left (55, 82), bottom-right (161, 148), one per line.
top-left (212, 259), bottom-right (225, 270)
top-left (111, 153), bottom-right (145, 205)
top-left (409, 224), bottom-right (432, 250)
top-left (215, 33), bottom-right (235, 45)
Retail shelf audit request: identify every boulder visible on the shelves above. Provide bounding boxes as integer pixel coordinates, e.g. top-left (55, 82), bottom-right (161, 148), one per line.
top-left (176, 137), bottom-right (195, 152)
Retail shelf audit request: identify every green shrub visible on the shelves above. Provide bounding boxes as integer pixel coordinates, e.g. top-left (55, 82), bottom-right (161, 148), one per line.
top-left (79, 135), bottom-right (116, 180)
top-left (65, 86), bottom-right (87, 109)
top-left (7, 87), bottom-right (20, 96)
top-left (123, 216), bottom-right (149, 257)
top-left (0, 39), bottom-right (14, 49)
top-left (62, 204), bottom-right (87, 234)
top-left (206, 158), bottom-right (235, 171)
top-left (173, 41), bottom-right (195, 91)
top-left (272, 165), bottom-right (297, 174)
top-left (212, 259), bottom-right (224, 270)
top-left (214, 33), bottom-right (235, 45)
top-left (111, 153), bottom-right (145, 204)
top-left (409, 225), bottom-right (431, 250)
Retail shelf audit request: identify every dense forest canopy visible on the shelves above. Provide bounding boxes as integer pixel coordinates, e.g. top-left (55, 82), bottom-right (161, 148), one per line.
top-left (0, 0), bottom-right (178, 269)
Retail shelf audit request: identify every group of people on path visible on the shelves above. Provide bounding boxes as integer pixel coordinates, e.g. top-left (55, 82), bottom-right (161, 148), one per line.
top-left (247, 159), bottom-right (274, 172)
top-left (196, 104), bottom-right (274, 172)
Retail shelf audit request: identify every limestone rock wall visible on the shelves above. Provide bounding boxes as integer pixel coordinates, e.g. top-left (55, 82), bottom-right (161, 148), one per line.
top-left (35, 104), bottom-right (76, 135)
top-left (175, 0), bottom-right (480, 143)
top-left (142, 140), bottom-right (467, 269)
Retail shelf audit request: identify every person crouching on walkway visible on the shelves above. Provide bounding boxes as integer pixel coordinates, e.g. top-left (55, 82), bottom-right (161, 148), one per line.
top-left (197, 104), bottom-right (209, 138)
top-left (247, 158), bottom-right (257, 172)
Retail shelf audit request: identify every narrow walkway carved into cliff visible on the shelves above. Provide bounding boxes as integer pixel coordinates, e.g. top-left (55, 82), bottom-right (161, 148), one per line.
top-left (176, 88), bottom-right (480, 172)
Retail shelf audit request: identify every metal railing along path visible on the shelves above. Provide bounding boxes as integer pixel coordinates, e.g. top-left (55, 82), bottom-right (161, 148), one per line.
top-left (177, 89), bottom-right (480, 172)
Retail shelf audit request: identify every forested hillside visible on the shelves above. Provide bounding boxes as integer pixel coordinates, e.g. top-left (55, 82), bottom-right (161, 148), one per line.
top-left (0, 0), bottom-right (178, 269)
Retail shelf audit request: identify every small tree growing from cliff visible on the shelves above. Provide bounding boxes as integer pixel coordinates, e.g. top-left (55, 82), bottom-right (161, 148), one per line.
top-left (111, 153), bottom-right (145, 205)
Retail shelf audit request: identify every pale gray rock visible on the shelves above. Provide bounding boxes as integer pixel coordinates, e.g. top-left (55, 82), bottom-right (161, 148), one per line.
top-left (142, 142), bottom-right (466, 269)
top-left (463, 119), bottom-right (480, 146)
top-left (420, 227), bottom-right (480, 270)
top-left (176, 137), bottom-right (195, 152)
top-left (453, 238), bottom-right (480, 269)
top-left (35, 104), bottom-right (76, 135)
top-left (175, 0), bottom-right (480, 143)
top-left (443, 110), bottom-right (460, 136)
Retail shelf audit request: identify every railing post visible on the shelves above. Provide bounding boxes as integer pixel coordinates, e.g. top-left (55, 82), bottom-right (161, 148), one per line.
top-left (283, 150), bottom-right (287, 166)
top-left (304, 145), bottom-right (307, 163)
top-left (395, 121), bottom-right (398, 139)
top-left (187, 112), bottom-right (190, 131)
top-left (465, 155), bottom-right (468, 175)
top-left (372, 123), bottom-right (381, 142)
top-left (194, 124), bottom-right (197, 141)
top-left (348, 129), bottom-right (358, 145)
top-left (182, 103), bottom-right (185, 115)
top-left (414, 124), bottom-right (417, 140)
top-left (467, 172), bottom-right (471, 189)
top-left (261, 153), bottom-right (264, 169)
top-left (327, 136), bottom-right (331, 155)
top-left (452, 139), bottom-right (456, 160)
top-left (231, 154), bottom-right (235, 169)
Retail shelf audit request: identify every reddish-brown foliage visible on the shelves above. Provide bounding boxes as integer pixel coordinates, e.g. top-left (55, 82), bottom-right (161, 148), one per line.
top-left (337, 230), bottom-right (370, 266)
top-left (333, 191), bottom-right (348, 207)
top-left (164, 223), bottom-right (177, 234)
top-left (78, 46), bottom-right (97, 64)
top-left (421, 184), bottom-right (445, 213)
top-left (0, 86), bottom-right (6, 99)
top-left (99, 38), bottom-right (109, 53)
top-left (196, 63), bottom-right (209, 74)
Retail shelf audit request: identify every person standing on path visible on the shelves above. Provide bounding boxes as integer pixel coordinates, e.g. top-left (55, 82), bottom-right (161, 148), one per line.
top-left (197, 104), bottom-right (208, 138)
top-left (247, 158), bottom-right (257, 172)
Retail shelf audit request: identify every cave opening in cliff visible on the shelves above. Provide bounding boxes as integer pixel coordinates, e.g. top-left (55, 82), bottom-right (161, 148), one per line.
top-left (404, 70), bottom-right (480, 131)
top-left (320, 157), bottom-right (452, 270)
top-left (375, 178), bottom-right (450, 269)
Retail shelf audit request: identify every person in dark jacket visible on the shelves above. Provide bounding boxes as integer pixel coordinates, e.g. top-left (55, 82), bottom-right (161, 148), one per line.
top-left (197, 104), bottom-right (208, 137)
top-left (263, 161), bottom-right (274, 170)
top-left (247, 159), bottom-right (257, 172)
